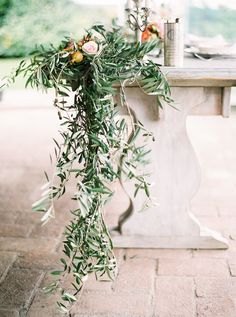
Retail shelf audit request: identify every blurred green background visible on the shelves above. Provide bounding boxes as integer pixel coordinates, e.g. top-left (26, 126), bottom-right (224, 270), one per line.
top-left (0, 0), bottom-right (116, 57)
top-left (189, 4), bottom-right (236, 41)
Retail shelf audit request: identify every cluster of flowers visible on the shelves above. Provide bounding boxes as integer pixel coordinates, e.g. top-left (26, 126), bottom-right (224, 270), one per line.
top-left (64, 36), bottom-right (99, 63)
top-left (63, 21), bottom-right (164, 63)
top-left (142, 22), bottom-right (164, 42)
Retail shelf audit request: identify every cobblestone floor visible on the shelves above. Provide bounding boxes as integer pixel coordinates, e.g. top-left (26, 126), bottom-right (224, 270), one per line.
top-left (0, 91), bottom-right (236, 317)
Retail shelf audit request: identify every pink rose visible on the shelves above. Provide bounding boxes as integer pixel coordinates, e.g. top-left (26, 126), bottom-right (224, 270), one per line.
top-left (82, 41), bottom-right (99, 55)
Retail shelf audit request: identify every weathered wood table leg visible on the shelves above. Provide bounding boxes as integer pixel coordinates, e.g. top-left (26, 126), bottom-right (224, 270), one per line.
top-left (112, 86), bottom-right (228, 249)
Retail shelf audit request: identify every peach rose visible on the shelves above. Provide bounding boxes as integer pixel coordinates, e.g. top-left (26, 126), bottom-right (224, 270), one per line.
top-left (82, 41), bottom-right (99, 55)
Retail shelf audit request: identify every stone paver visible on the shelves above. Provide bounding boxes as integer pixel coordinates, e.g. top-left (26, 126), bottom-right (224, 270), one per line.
top-left (29, 223), bottom-right (64, 239)
top-left (83, 274), bottom-right (113, 292)
top-left (158, 258), bottom-right (229, 277)
top-left (0, 237), bottom-right (58, 253)
top-left (73, 315), bottom-right (114, 317)
top-left (26, 289), bottom-right (63, 317)
top-left (0, 171), bottom-right (43, 215)
top-left (0, 223), bottom-right (32, 238)
top-left (113, 258), bottom-right (156, 293)
top-left (0, 211), bottom-right (20, 224)
top-left (0, 309), bottom-right (19, 317)
top-left (197, 297), bottom-right (236, 317)
top-left (13, 251), bottom-right (61, 271)
top-left (71, 291), bottom-right (152, 317)
top-left (0, 268), bottom-right (43, 311)
top-left (0, 252), bottom-right (17, 282)
top-left (195, 277), bottom-right (236, 298)
top-left (15, 212), bottom-right (44, 225)
top-left (154, 276), bottom-right (195, 317)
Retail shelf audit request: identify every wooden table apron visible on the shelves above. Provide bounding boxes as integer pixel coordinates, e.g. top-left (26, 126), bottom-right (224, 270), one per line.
top-left (111, 66), bottom-right (236, 249)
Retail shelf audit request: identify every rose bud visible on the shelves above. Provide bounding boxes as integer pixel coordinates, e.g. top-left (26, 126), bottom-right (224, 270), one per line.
top-left (71, 51), bottom-right (84, 63)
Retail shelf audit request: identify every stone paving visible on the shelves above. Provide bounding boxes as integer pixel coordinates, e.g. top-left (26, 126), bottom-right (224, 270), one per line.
top-left (0, 90), bottom-right (236, 316)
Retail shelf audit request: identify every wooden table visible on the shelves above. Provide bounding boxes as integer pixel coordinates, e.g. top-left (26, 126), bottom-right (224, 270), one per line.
top-left (112, 58), bottom-right (236, 249)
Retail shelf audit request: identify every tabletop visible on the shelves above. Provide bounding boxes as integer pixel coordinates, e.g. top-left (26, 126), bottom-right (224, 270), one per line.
top-left (157, 55), bottom-right (236, 87)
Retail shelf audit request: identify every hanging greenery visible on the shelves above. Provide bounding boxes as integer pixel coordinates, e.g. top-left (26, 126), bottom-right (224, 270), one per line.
top-left (6, 24), bottom-right (172, 313)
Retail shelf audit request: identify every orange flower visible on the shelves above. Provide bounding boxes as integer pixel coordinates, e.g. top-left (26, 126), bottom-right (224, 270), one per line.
top-left (142, 22), bottom-right (164, 42)
top-left (64, 40), bottom-right (74, 52)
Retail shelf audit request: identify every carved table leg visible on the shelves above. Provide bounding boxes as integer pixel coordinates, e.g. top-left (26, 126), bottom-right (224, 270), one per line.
top-left (112, 87), bottom-right (228, 249)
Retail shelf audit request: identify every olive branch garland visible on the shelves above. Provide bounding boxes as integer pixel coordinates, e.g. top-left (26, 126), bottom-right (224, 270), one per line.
top-left (7, 24), bottom-right (172, 313)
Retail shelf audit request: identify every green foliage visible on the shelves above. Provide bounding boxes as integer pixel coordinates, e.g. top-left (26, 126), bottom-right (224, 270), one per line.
top-left (9, 24), bottom-right (171, 312)
top-left (189, 5), bottom-right (236, 41)
top-left (0, 0), bottom-right (11, 24)
top-left (0, 0), bottom-right (75, 56)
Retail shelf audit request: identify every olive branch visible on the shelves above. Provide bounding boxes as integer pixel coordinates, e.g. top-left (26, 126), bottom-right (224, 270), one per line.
top-left (6, 23), bottom-right (172, 313)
